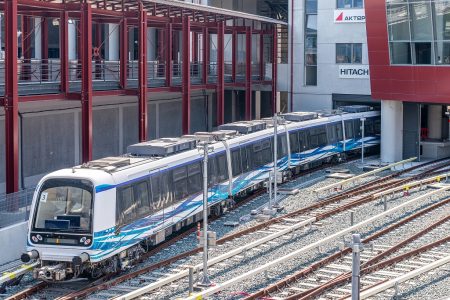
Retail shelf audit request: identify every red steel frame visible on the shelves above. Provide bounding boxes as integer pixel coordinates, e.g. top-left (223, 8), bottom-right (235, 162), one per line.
top-left (245, 26), bottom-right (252, 120)
top-left (216, 21), bottom-right (225, 126)
top-left (0, 0), bottom-right (281, 193)
top-left (182, 16), bottom-right (191, 134)
top-left (138, 2), bottom-right (148, 142)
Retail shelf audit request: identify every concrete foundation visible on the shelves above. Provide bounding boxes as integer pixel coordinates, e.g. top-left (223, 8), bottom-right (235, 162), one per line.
top-left (428, 105), bottom-right (443, 140)
top-left (0, 222), bottom-right (28, 264)
top-left (381, 100), bottom-right (403, 163)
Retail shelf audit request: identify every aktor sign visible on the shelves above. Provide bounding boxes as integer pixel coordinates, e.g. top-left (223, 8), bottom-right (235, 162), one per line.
top-left (334, 9), bottom-right (366, 23)
top-left (339, 65), bottom-right (370, 79)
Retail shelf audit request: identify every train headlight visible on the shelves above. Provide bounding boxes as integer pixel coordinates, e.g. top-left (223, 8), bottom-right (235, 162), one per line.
top-left (84, 238), bottom-right (91, 245)
top-left (36, 234), bottom-right (43, 241)
top-left (31, 235), bottom-right (39, 243)
top-left (80, 237), bottom-right (86, 243)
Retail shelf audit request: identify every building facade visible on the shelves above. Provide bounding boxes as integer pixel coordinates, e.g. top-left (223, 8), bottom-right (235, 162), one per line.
top-left (289, 0), bottom-right (373, 111)
top-left (366, 0), bottom-right (450, 162)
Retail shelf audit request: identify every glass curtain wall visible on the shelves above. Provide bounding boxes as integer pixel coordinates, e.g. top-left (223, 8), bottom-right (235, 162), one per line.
top-left (305, 0), bottom-right (317, 85)
top-left (387, 0), bottom-right (450, 65)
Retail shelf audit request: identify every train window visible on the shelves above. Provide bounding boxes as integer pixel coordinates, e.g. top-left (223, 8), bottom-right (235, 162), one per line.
top-left (242, 145), bottom-right (253, 172)
top-left (134, 181), bottom-right (151, 216)
top-left (252, 141), bottom-right (264, 167)
top-left (117, 186), bottom-right (136, 225)
top-left (187, 162), bottom-right (202, 195)
top-left (353, 120), bottom-right (362, 138)
top-left (336, 123), bottom-right (343, 140)
top-left (231, 149), bottom-right (242, 176)
top-left (208, 156), bottom-right (218, 186)
top-left (374, 119), bottom-right (381, 134)
top-left (262, 139), bottom-right (273, 164)
top-left (290, 132), bottom-right (300, 153)
top-left (160, 172), bottom-right (173, 209)
top-left (345, 121), bottom-right (354, 139)
top-left (217, 154), bottom-right (228, 182)
top-left (299, 130), bottom-right (309, 151)
top-left (277, 134), bottom-right (287, 159)
top-left (309, 126), bottom-right (327, 148)
top-left (364, 119), bottom-right (375, 136)
top-left (173, 166), bottom-right (188, 202)
top-left (150, 174), bottom-right (164, 211)
top-left (327, 124), bottom-right (338, 144)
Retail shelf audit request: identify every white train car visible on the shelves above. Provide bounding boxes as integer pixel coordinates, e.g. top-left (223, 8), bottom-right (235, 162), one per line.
top-left (22, 106), bottom-right (380, 281)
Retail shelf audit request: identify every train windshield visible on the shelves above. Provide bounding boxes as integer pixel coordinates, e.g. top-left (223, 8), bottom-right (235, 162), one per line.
top-left (32, 178), bottom-right (93, 233)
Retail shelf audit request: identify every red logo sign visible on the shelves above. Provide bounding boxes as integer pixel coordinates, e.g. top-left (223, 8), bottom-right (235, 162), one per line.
top-left (336, 12), bottom-right (344, 22)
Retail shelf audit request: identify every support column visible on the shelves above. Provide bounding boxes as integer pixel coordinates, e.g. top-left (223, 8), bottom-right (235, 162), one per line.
top-left (231, 29), bottom-right (236, 83)
top-left (165, 22), bottom-right (173, 86)
top-left (202, 26), bottom-right (209, 85)
top-left (381, 100), bottom-right (403, 163)
top-left (216, 21), bottom-right (225, 126)
top-left (272, 25), bottom-right (278, 114)
top-left (80, 3), bottom-right (93, 162)
top-left (95, 23), bottom-right (102, 80)
top-left (255, 91), bottom-right (261, 119)
top-left (107, 24), bottom-right (119, 61)
top-left (182, 16), bottom-right (191, 134)
top-left (41, 18), bottom-right (48, 81)
top-left (120, 18), bottom-right (128, 89)
top-left (5, 0), bottom-right (19, 195)
top-left (245, 27), bottom-right (252, 120)
top-left (138, 2), bottom-right (148, 142)
top-left (259, 32), bottom-right (264, 82)
top-left (193, 32), bottom-right (199, 63)
top-left (428, 105), bottom-right (443, 140)
top-left (60, 12), bottom-right (69, 94)
top-left (21, 16), bottom-right (32, 81)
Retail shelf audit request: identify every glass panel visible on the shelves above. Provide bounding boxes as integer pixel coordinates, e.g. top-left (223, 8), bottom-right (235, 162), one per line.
top-left (134, 182), bottom-right (150, 216)
top-left (33, 179), bottom-right (93, 233)
top-left (305, 66), bottom-right (317, 85)
top-left (435, 41), bottom-right (450, 64)
top-left (434, 2), bottom-right (450, 40)
top-left (118, 187), bottom-right (136, 225)
top-left (336, 43), bottom-right (352, 63)
top-left (390, 42), bottom-right (412, 64)
top-left (306, 0), bottom-right (317, 14)
top-left (410, 3), bottom-right (433, 41)
top-left (306, 15), bottom-right (318, 33)
top-left (231, 149), bottom-right (242, 176)
top-left (187, 162), bottom-right (202, 195)
top-left (290, 132), bottom-right (300, 153)
top-left (414, 42), bottom-right (432, 64)
top-left (388, 4), bottom-right (411, 41)
top-left (353, 44), bottom-right (363, 63)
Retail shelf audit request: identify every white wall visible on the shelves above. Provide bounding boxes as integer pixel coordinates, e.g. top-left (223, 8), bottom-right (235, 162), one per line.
top-left (381, 100), bottom-right (403, 163)
top-left (0, 222), bottom-right (28, 264)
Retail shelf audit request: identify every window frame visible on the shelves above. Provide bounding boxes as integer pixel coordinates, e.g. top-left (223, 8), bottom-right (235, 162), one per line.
top-left (337, 0), bottom-right (364, 9)
top-left (336, 43), bottom-right (363, 64)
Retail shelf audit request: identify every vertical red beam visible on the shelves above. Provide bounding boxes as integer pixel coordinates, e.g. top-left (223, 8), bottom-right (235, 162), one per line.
top-left (193, 32), bottom-right (198, 63)
top-left (80, 3), bottom-right (93, 162)
top-left (95, 23), bottom-right (102, 80)
top-left (60, 12), bottom-right (69, 94)
top-left (21, 16), bottom-right (32, 81)
top-left (157, 28), bottom-right (164, 62)
top-left (181, 16), bottom-right (191, 134)
top-left (5, 0), bottom-right (19, 195)
top-left (259, 33), bottom-right (264, 82)
top-left (216, 21), bottom-right (225, 126)
top-left (272, 25), bottom-right (278, 114)
top-left (245, 26), bottom-right (252, 121)
top-left (138, 2), bottom-right (148, 142)
top-left (165, 22), bottom-right (172, 86)
top-left (120, 18), bottom-right (128, 89)
top-left (231, 29), bottom-right (236, 83)
top-left (202, 26), bottom-right (208, 85)
top-left (41, 18), bottom-right (48, 81)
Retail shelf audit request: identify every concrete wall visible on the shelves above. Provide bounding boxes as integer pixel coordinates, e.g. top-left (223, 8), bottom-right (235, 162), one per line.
top-left (0, 222), bottom-right (28, 264)
top-left (0, 91), bottom-right (215, 194)
top-left (291, 0), bottom-right (371, 111)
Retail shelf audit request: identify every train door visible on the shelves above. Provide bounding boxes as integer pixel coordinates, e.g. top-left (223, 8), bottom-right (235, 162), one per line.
top-left (403, 103), bottom-right (420, 160)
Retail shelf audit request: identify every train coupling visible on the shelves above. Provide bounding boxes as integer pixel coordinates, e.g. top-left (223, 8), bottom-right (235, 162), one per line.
top-left (33, 264), bottom-right (67, 281)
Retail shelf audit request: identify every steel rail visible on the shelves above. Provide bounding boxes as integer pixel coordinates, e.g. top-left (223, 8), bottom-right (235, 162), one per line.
top-left (22, 158), bottom-right (446, 300)
top-left (243, 196), bottom-right (450, 299)
top-left (184, 187), bottom-right (450, 300)
top-left (315, 157), bottom-right (417, 195)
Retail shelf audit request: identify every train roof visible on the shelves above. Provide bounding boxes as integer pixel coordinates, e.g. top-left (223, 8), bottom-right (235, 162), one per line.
top-left (64, 106), bottom-right (380, 175)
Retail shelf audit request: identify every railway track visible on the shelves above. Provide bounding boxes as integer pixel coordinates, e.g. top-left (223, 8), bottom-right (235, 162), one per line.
top-left (244, 198), bottom-right (450, 299)
top-left (6, 158), bottom-right (450, 299)
top-left (81, 160), bottom-right (450, 299)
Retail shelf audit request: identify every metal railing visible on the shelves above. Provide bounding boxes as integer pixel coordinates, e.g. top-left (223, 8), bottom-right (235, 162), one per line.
top-left (0, 188), bottom-right (35, 228)
top-left (0, 59), bottom-right (61, 84)
top-left (69, 60), bottom-right (121, 82)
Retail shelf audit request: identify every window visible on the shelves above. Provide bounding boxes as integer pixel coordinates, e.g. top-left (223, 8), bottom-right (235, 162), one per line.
top-left (117, 186), bottom-right (136, 225)
top-left (336, 43), bottom-right (362, 64)
top-left (33, 179), bottom-right (93, 233)
top-left (231, 149), bottom-right (242, 176)
top-left (187, 162), bottom-right (202, 195)
top-left (290, 132), bottom-right (300, 153)
top-left (337, 0), bottom-right (363, 9)
top-left (305, 0), bottom-right (317, 86)
top-left (173, 166), bottom-right (188, 201)
top-left (134, 181), bottom-right (151, 216)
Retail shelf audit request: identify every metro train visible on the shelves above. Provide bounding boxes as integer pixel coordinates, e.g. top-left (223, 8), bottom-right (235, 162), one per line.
top-left (22, 106), bottom-right (380, 282)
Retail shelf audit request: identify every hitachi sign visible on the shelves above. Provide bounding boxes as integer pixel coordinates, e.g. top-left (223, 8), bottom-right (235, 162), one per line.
top-left (338, 65), bottom-right (370, 79)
